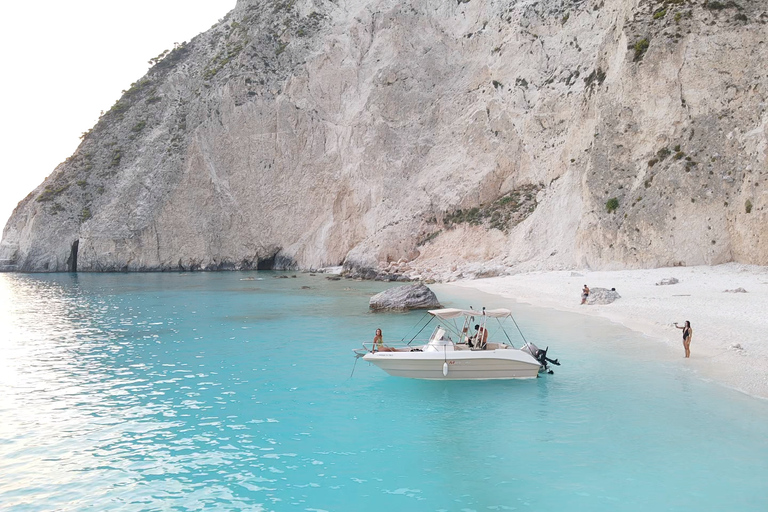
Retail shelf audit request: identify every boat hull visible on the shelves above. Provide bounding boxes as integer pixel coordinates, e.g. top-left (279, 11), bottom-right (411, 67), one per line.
top-left (362, 349), bottom-right (541, 380)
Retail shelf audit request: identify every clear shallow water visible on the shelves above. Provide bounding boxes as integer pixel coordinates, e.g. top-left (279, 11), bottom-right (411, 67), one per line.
top-left (1, 272), bottom-right (767, 512)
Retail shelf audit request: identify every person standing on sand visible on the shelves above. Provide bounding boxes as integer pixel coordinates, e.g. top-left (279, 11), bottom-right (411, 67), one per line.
top-left (674, 321), bottom-right (692, 358)
top-left (581, 284), bottom-right (590, 305)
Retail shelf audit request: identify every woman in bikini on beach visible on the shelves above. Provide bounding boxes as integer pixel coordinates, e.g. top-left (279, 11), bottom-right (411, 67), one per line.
top-left (674, 321), bottom-right (692, 358)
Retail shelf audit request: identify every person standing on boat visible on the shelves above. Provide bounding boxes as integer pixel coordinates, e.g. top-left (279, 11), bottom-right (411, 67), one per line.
top-left (674, 321), bottom-right (692, 358)
top-left (581, 284), bottom-right (590, 305)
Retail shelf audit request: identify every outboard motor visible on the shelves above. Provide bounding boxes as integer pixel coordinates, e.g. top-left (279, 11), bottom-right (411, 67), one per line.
top-left (526, 342), bottom-right (560, 374)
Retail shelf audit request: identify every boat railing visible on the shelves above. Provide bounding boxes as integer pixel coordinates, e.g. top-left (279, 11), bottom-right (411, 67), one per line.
top-left (354, 340), bottom-right (427, 354)
top-left (353, 337), bottom-right (514, 357)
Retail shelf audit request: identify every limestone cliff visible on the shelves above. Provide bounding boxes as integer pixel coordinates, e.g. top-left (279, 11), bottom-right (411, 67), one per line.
top-left (1, 0), bottom-right (766, 278)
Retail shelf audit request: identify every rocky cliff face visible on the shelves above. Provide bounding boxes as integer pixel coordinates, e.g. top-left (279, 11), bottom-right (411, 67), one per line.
top-left (2, 0), bottom-right (766, 278)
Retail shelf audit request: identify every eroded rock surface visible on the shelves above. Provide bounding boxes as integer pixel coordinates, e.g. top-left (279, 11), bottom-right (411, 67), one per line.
top-left (587, 287), bottom-right (622, 305)
top-left (2, 0), bottom-right (767, 275)
top-left (369, 283), bottom-right (441, 311)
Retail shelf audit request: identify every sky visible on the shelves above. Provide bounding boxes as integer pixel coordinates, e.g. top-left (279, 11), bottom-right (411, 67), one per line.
top-left (0, 1), bottom-right (237, 230)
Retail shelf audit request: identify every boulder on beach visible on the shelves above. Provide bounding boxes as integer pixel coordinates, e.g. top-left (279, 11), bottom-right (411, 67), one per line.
top-left (369, 283), bottom-right (441, 311)
top-left (656, 277), bottom-right (679, 286)
top-left (586, 287), bottom-right (621, 305)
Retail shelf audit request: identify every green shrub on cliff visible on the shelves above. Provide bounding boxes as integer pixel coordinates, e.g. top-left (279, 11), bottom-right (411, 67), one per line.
top-left (36, 184), bottom-right (70, 202)
top-left (439, 184), bottom-right (543, 232)
top-left (633, 38), bottom-right (649, 61)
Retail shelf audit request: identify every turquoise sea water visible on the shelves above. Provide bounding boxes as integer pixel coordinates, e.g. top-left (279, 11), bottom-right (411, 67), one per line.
top-left (1, 272), bottom-right (767, 512)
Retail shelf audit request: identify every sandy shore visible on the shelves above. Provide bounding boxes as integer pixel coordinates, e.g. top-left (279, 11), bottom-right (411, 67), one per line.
top-left (447, 263), bottom-right (768, 399)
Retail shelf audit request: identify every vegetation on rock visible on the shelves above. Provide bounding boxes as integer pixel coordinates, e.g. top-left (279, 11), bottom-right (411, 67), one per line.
top-left (438, 184), bottom-right (544, 233)
top-left (633, 38), bottom-right (650, 61)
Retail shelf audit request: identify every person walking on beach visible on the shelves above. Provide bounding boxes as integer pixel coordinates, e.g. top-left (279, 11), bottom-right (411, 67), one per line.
top-left (581, 284), bottom-right (590, 305)
top-left (674, 321), bottom-right (692, 358)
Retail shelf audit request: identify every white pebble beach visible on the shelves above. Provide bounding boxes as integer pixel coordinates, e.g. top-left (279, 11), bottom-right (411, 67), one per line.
top-left (447, 263), bottom-right (768, 399)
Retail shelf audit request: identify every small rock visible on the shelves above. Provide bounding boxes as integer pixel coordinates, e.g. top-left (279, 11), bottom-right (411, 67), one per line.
top-left (369, 282), bottom-right (441, 311)
top-left (656, 277), bottom-right (679, 286)
top-left (570, 272), bottom-right (583, 277)
top-left (326, 276), bottom-right (341, 281)
top-left (724, 287), bottom-right (747, 293)
top-left (301, 286), bottom-right (311, 289)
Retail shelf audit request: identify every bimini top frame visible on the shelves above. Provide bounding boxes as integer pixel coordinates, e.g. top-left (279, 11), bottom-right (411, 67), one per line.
top-left (428, 308), bottom-right (512, 320)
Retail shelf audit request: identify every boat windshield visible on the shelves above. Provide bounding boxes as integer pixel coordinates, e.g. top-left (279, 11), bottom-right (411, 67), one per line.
top-left (429, 326), bottom-right (452, 344)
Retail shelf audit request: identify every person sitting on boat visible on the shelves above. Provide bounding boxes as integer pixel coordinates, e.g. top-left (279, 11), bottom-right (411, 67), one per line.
top-left (466, 326), bottom-right (476, 347)
top-left (478, 325), bottom-right (488, 349)
top-left (372, 328), bottom-right (397, 352)
top-left (468, 324), bottom-right (488, 349)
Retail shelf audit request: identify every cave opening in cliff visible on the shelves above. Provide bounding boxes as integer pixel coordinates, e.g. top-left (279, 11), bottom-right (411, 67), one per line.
top-left (68, 240), bottom-right (79, 272)
top-left (257, 254), bottom-right (276, 270)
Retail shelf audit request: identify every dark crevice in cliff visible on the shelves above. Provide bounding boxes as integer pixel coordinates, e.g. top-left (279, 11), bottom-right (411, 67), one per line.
top-left (68, 240), bottom-right (79, 272)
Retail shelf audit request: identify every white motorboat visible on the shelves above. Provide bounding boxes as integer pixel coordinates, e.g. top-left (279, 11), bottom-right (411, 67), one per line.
top-left (357, 307), bottom-right (559, 380)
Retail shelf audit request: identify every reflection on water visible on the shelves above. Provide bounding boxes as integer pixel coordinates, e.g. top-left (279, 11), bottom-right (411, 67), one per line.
top-left (1, 272), bottom-right (768, 511)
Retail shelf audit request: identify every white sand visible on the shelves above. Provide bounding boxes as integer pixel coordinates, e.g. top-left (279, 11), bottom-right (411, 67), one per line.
top-left (447, 263), bottom-right (768, 399)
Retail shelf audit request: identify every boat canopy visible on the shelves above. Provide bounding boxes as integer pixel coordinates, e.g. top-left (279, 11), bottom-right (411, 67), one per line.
top-left (428, 308), bottom-right (512, 319)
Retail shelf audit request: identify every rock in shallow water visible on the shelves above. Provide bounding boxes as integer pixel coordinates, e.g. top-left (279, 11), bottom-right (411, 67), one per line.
top-left (369, 283), bottom-right (441, 311)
